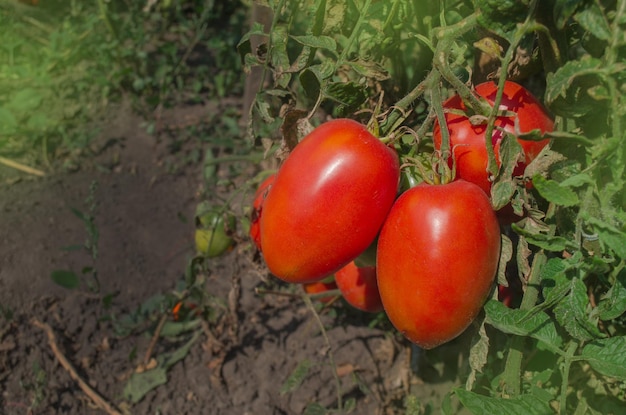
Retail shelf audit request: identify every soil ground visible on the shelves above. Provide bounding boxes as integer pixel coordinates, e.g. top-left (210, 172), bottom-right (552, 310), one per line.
top-left (0, 100), bottom-right (464, 415)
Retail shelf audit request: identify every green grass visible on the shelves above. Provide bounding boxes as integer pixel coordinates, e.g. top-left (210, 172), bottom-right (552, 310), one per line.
top-left (0, 0), bottom-right (248, 174)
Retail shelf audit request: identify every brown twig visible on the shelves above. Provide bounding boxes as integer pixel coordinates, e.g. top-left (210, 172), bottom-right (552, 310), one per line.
top-left (142, 313), bottom-right (168, 367)
top-left (31, 319), bottom-right (122, 415)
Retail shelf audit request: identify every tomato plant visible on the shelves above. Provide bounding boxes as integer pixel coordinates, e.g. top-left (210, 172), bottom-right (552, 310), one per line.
top-left (260, 119), bottom-right (399, 283)
top-left (376, 180), bottom-right (501, 349)
top-left (433, 81), bottom-right (554, 195)
top-left (334, 261), bottom-right (383, 313)
top-left (249, 173), bottom-right (276, 251)
top-left (239, 0), bottom-right (626, 413)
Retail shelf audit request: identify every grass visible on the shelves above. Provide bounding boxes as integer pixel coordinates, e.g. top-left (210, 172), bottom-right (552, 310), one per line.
top-left (0, 0), bottom-right (249, 175)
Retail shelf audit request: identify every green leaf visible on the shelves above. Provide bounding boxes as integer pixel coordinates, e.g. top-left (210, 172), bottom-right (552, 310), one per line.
top-left (456, 389), bottom-right (551, 415)
top-left (484, 300), bottom-right (562, 352)
top-left (50, 270), bottom-right (80, 289)
top-left (123, 368), bottom-right (168, 404)
top-left (0, 107), bottom-right (18, 134)
top-left (582, 336), bottom-right (626, 381)
top-left (7, 88), bottom-right (43, 112)
top-left (574, 4), bottom-right (611, 41)
top-left (596, 268), bottom-right (626, 320)
top-left (512, 224), bottom-right (576, 252)
top-left (159, 319), bottom-right (202, 338)
top-left (236, 21), bottom-right (267, 64)
top-left (26, 113), bottom-right (51, 131)
top-left (347, 59), bottom-right (390, 81)
top-left (303, 402), bottom-right (326, 415)
top-left (270, 24), bottom-right (292, 88)
top-left (290, 35), bottom-right (337, 52)
top-left (532, 174), bottom-right (579, 207)
top-left (280, 359), bottom-right (312, 395)
top-left (540, 257), bottom-right (574, 306)
top-left (554, 277), bottom-right (604, 341)
top-left (554, 0), bottom-right (586, 28)
top-left (466, 318), bottom-right (489, 390)
top-left (159, 331), bottom-right (200, 370)
top-left (583, 216), bottom-right (626, 259)
top-left (545, 56), bottom-right (602, 109)
top-left (496, 234), bottom-right (513, 286)
top-left (323, 81), bottom-right (367, 115)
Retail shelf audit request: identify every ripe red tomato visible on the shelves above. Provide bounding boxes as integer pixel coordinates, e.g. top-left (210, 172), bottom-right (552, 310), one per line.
top-left (376, 180), bottom-right (501, 349)
top-left (335, 261), bottom-right (383, 313)
top-left (433, 81), bottom-right (553, 195)
top-left (303, 279), bottom-right (339, 304)
top-left (261, 119), bottom-right (399, 284)
top-left (249, 174), bottom-right (276, 251)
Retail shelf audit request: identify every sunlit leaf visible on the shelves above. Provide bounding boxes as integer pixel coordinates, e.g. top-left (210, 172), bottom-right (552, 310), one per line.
top-left (532, 174), bottom-right (579, 207)
top-left (575, 4), bottom-right (611, 41)
top-left (484, 300), bottom-right (562, 352)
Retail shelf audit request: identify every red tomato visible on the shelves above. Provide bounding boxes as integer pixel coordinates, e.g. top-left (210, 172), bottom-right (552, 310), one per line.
top-left (376, 180), bottom-right (501, 349)
top-left (303, 279), bottom-right (339, 304)
top-left (261, 119), bottom-right (399, 283)
top-left (433, 81), bottom-right (553, 195)
top-left (335, 261), bottom-right (383, 313)
top-left (249, 174), bottom-right (276, 251)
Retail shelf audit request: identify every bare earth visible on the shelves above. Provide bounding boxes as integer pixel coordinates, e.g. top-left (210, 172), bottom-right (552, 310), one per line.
top-left (0, 101), bottom-right (462, 415)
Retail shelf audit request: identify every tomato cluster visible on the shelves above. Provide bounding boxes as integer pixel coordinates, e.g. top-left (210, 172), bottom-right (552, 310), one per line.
top-left (249, 82), bottom-right (552, 349)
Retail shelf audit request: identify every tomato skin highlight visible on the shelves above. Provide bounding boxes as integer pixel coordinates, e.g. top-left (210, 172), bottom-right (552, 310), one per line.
top-left (433, 81), bottom-right (554, 195)
top-left (261, 119), bottom-right (400, 284)
top-left (335, 261), bottom-right (383, 313)
top-left (249, 174), bottom-right (276, 251)
top-left (376, 180), bottom-right (501, 349)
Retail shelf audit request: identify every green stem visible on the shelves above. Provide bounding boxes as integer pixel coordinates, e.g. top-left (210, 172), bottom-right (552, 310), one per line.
top-left (501, 250), bottom-right (547, 397)
top-left (558, 342), bottom-right (578, 415)
top-left (379, 71), bottom-right (433, 136)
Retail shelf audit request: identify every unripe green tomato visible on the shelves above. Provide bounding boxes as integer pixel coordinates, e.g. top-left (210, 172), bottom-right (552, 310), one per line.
top-left (195, 211), bottom-right (236, 258)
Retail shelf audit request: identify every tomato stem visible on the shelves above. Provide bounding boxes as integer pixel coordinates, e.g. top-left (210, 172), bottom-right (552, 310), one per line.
top-left (501, 250), bottom-right (546, 397)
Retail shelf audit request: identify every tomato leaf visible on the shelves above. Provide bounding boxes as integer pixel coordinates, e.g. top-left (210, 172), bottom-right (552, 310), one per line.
top-left (553, 0), bottom-right (586, 28)
top-left (512, 224), bottom-right (576, 252)
top-left (466, 318), bottom-right (489, 391)
top-left (496, 234), bottom-right (513, 286)
top-left (484, 300), bottom-right (562, 352)
top-left (554, 277), bottom-right (604, 341)
top-left (582, 336), bottom-right (626, 381)
top-left (545, 57), bottom-right (602, 102)
top-left (291, 35), bottom-right (337, 52)
top-left (347, 59), bottom-right (390, 81)
top-left (50, 270), bottom-right (80, 290)
top-left (159, 319), bottom-right (202, 338)
top-left (574, 3), bottom-right (611, 41)
top-left (270, 24), bottom-right (291, 88)
top-left (582, 216), bottom-right (626, 259)
top-left (123, 368), bottom-right (168, 404)
top-left (455, 388), bottom-right (551, 415)
top-left (596, 269), bottom-right (626, 321)
top-left (532, 174), bottom-right (579, 207)
top-left (303, 402), bottom-right (327, 415)
top-left (237, 21), bottom-right (268, 64)
top-left (323, 82), bottom-right (367, 116)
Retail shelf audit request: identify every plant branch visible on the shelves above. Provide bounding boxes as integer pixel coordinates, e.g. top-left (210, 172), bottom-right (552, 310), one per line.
top-left (32, 319), bottom-right (122, 415)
